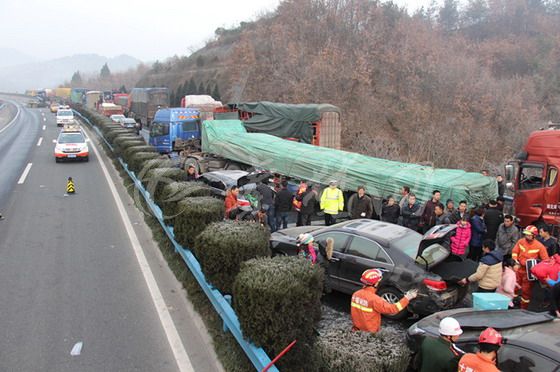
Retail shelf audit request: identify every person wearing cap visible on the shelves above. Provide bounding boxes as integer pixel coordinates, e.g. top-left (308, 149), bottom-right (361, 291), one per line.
top-left (418, 317), bottom-right (464, 372)
top-left (350, 268), bottom-right (417, 333)
top-left (512, 225), bottom-right (549, 309)
top-left (295, 233), bottom-right (317, 264)
top-left (320, 181), bottom-right (344, 226)
top-left (458, 327), bottom-right (502, 372)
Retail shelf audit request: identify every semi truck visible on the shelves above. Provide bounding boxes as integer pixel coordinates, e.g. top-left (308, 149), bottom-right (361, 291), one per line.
top-left (182, 119), bottom-right (496, 206)
top-left (148, 108), bottom-right (200, 153)
top-left (505, 124), bottom-right (560, 232)
top-left (180, 95), bottom-right (222, 121)
top-left (129, 87), bottom-right (169, 129)
top-left (216, 102), bottom-right (342, 149)
top-left (113, 93), bottom-right (129, 110)
top-left (85, 91), bottom-right (102, 109)
top-left (54, 87), bottom-right (72, 99)
top-left (70, 88), bottom-right (88, 105)
top-left (98, 103), bottom-right (124, 117)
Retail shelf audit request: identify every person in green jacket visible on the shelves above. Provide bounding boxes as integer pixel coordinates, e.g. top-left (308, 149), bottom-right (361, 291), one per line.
top-left (320, 180), bottom-right (344, 226)
top-left (418, 317), bottom-right (465, 372)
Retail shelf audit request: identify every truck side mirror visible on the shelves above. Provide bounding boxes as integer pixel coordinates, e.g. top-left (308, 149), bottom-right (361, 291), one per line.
top-left (505, 164), bottom-right (514, 182)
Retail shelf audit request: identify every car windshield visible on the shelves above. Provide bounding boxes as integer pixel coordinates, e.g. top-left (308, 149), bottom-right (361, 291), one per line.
top-left (416, 243), bottom-right (448, 266)
top-left (58, 110), bottom-right (73, 116)
top-left (390, 233), bottom-right (422, 258)
top-left (58, 133), bottom-right (85, 144)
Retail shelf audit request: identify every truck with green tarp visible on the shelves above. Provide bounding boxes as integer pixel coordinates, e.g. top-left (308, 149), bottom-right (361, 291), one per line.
top-left (217, 101), bottom-right (342, 149)
top-left (187, 119), bottom-right (497, 206)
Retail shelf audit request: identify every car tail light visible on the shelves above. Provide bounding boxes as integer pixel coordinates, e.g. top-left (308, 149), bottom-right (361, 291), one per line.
top-left (423, 278), bottom-right (447, 291)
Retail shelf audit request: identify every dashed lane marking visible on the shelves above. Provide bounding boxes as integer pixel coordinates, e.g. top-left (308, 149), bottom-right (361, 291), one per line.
top-left (17, 163), bottom-right (33, 184)
top-left (37, 137), bottom-right (43, 146)
top-left (42, 125), bottom-right (46, 130)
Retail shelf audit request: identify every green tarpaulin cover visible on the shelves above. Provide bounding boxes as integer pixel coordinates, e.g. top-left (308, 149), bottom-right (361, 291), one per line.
top-left (202, 120), bottom-right (498, 205)
top-left (236, 102), bottom-right (341, 144)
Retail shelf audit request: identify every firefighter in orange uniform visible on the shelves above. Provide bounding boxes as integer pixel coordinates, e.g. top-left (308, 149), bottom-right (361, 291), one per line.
top-left (351, 268), bottom-right (418, 333)
top-left (511, 225), bottom-right (549, 309)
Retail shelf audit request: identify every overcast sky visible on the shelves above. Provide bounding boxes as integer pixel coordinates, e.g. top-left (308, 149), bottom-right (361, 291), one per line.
top-left (0, 0), bottom-right (438, 62)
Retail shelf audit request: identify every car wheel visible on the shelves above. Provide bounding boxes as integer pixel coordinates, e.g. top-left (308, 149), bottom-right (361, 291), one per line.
top-left (377, 286), bottom-right (408, 320)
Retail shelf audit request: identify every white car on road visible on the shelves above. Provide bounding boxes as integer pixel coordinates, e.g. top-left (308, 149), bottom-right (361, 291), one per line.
top-left (54, 125), bottom-right (89, 162)
top-left (56, 109), bottom-right (74, 127)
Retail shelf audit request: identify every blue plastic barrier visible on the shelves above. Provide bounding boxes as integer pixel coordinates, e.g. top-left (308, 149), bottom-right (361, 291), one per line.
top-left (75, 110), bottom-right (279, 372)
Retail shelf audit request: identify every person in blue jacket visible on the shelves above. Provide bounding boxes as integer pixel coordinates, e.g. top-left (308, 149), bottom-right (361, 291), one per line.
top-left (547, 273), bottom-right (560, 318)
top-left (469, 207), bottom-right (487, 261)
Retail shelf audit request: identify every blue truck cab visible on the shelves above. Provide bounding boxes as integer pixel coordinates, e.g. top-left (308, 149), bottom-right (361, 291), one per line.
top-left (149, 108), bottom-right (201, 153)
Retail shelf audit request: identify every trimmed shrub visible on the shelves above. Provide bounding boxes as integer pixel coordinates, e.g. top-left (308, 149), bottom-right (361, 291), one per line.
top-left (313, 307), bottom-right (411, 372)
top-left (128, 152), bottom-right (161, 173)
top-left (123, 145), bottom-right (157, 164)
top-left (160, 182), bottom-right (213, 223)
top-left (101, 123), bottom-right (122, 134)
top-left (114, 139), bottom-right (145, 157)
top-left (105, 128), bottom-right (135, 143)
top-left (233, 256), bottom-right (323, 370)
top-left (173, 197), bottom-right (224, 248)
top-left (141, 158), bottom-right (176, 174)
top-left (194, 221), bottom-right (270, 293)
top-left (143, 167), bottom-right (188, 204)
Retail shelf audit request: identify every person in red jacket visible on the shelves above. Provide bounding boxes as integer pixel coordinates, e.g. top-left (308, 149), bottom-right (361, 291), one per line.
top-left (512, 225), bottom-right (549, 309)
top-left (451, 218), bottom-right (471, 258)
top-left (458, 328), bottom-right (502, 372)
top-left (224, 186), bottom-right (240, 219)
top-left (351, 268), bottom-right (417, 333)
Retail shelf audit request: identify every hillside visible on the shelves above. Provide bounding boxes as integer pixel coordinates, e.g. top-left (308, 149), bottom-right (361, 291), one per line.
top-left (0, 53), bottom-right (141, 92)
top-left (137, 0), bottom-right (560, 171)
top-left (0, 47), bottom-right (36, 68)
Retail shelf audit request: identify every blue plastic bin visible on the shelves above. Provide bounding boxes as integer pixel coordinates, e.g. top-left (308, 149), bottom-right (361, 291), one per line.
top-left (473, 292), bottom-right (510, 310)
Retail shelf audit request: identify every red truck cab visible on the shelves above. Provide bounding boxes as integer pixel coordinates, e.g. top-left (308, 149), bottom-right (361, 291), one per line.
top-left (506, 124), bottom-right (560, 229)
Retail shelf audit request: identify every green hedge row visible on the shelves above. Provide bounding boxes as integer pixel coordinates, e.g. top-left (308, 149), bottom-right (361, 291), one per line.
top-left (123, 145), bottom-right (156, 165)
top-left (194, 221), bottom-right (270, 294)
top-left (142, 168), bottom-right (189, 205)
top-left (233, 257), bottom-right (323, 370)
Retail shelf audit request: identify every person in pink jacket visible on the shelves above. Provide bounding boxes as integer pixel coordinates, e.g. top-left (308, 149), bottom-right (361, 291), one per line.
top-left (496, 258), bottom-right (520, 307)
top-left (451, 218), bottom-right (471, 258)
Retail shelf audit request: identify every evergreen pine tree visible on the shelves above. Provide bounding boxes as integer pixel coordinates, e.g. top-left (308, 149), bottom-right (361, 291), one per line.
top-left (100, 63), bottom-right (111, 79)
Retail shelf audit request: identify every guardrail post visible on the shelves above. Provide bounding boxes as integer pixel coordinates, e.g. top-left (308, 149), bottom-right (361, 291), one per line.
top-left (223, 295), bottom-right (232, 333)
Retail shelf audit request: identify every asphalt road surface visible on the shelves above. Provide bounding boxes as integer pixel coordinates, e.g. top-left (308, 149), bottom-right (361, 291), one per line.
top-left (0, 95), bottom-right (222, 371)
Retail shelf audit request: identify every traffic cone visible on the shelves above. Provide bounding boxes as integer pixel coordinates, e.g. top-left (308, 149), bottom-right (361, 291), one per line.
top-left (66, 177), bottom-right (75, 194)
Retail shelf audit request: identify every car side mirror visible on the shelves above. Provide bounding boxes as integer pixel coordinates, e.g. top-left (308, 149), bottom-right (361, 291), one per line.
top-left (505, 164), bottom-right (514, 182)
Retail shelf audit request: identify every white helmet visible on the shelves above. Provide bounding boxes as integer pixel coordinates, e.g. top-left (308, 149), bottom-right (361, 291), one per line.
top-left (439, 317), bottom-right (463, 336)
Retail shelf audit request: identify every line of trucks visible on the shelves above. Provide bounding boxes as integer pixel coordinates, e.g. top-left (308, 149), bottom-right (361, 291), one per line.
top-left (59, 84), bottom-right (560, 234)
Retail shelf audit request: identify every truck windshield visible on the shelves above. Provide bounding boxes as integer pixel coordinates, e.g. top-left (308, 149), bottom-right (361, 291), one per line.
top-left (182, 119), bottom-right (200, 132)
top-left (149, 92), bottom-right (169, 105)
top-left (519, 163), bottom-right (544, 190)
top-left (151, 122), bottom-right (169, 137)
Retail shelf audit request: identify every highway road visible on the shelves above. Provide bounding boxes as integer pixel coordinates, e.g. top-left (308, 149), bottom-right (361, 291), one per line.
top-left (0, 95), bottom-right (222, 371)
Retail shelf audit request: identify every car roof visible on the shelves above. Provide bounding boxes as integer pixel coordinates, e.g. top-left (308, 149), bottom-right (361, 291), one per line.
top-left (201, 170), bottom-right (248, 186)
top-left (328, 219), bottom-right (420, 246)
top-left (413, 308), bottom-right (560, 358)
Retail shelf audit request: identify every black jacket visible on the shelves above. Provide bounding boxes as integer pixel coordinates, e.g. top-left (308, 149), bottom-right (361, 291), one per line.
top-left (401, 203), bottom-right (421, 229)
top-left (381, 203), bottom-right (400, 224)
top-left (484, 207), bottom-right (504, 240)
top-left (256, 183), bottom-right (274, 206)
top-left (275, 188), bottom-right (293, 212)
top-left (300, 189), bottom-right (317, 215)
top-left (349, 194), bottom-right (373, 219)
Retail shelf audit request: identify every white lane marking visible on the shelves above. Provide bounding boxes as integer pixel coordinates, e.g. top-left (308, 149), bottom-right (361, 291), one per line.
top-left (36, 137), bottom-right (43, 146)
top-left (0, 101), bottom-right (21, 134)
top-left (17, 163), bottom-right (33, 184)
top-left (42, 125), bottom-right (46, 130)
top-left (43, 117), bottom-right (46, 122)
top-left (70, 341), bottom-right (83, 356)
top-left (88, 133), bottom-right (194, 372)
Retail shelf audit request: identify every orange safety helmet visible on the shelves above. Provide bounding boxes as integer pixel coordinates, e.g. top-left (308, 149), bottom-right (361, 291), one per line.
top-left (523, 225), bottom-right (538, 236)
top-left (360, 268), bottom-right (383, 286)
top-left (479, 327), bottom-right (503, 346)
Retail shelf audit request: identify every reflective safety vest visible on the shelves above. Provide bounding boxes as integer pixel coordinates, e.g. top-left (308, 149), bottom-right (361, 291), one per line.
top-left (511, 238), bottom-right (549, 267)
top-left (350, 286), bottom-right (409, 333)
top-left (320, 187), bottom-right (344, 215)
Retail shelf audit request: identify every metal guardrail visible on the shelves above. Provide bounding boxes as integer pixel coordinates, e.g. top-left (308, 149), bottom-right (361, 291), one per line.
top-left (74, 110), bottom-right (279, 372)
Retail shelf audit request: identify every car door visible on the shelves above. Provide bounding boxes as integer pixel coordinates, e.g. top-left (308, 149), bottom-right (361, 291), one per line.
top-left (337, 235), bottom-right (394, 293)
top-left (314, 231), bottom-right (351, 290)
